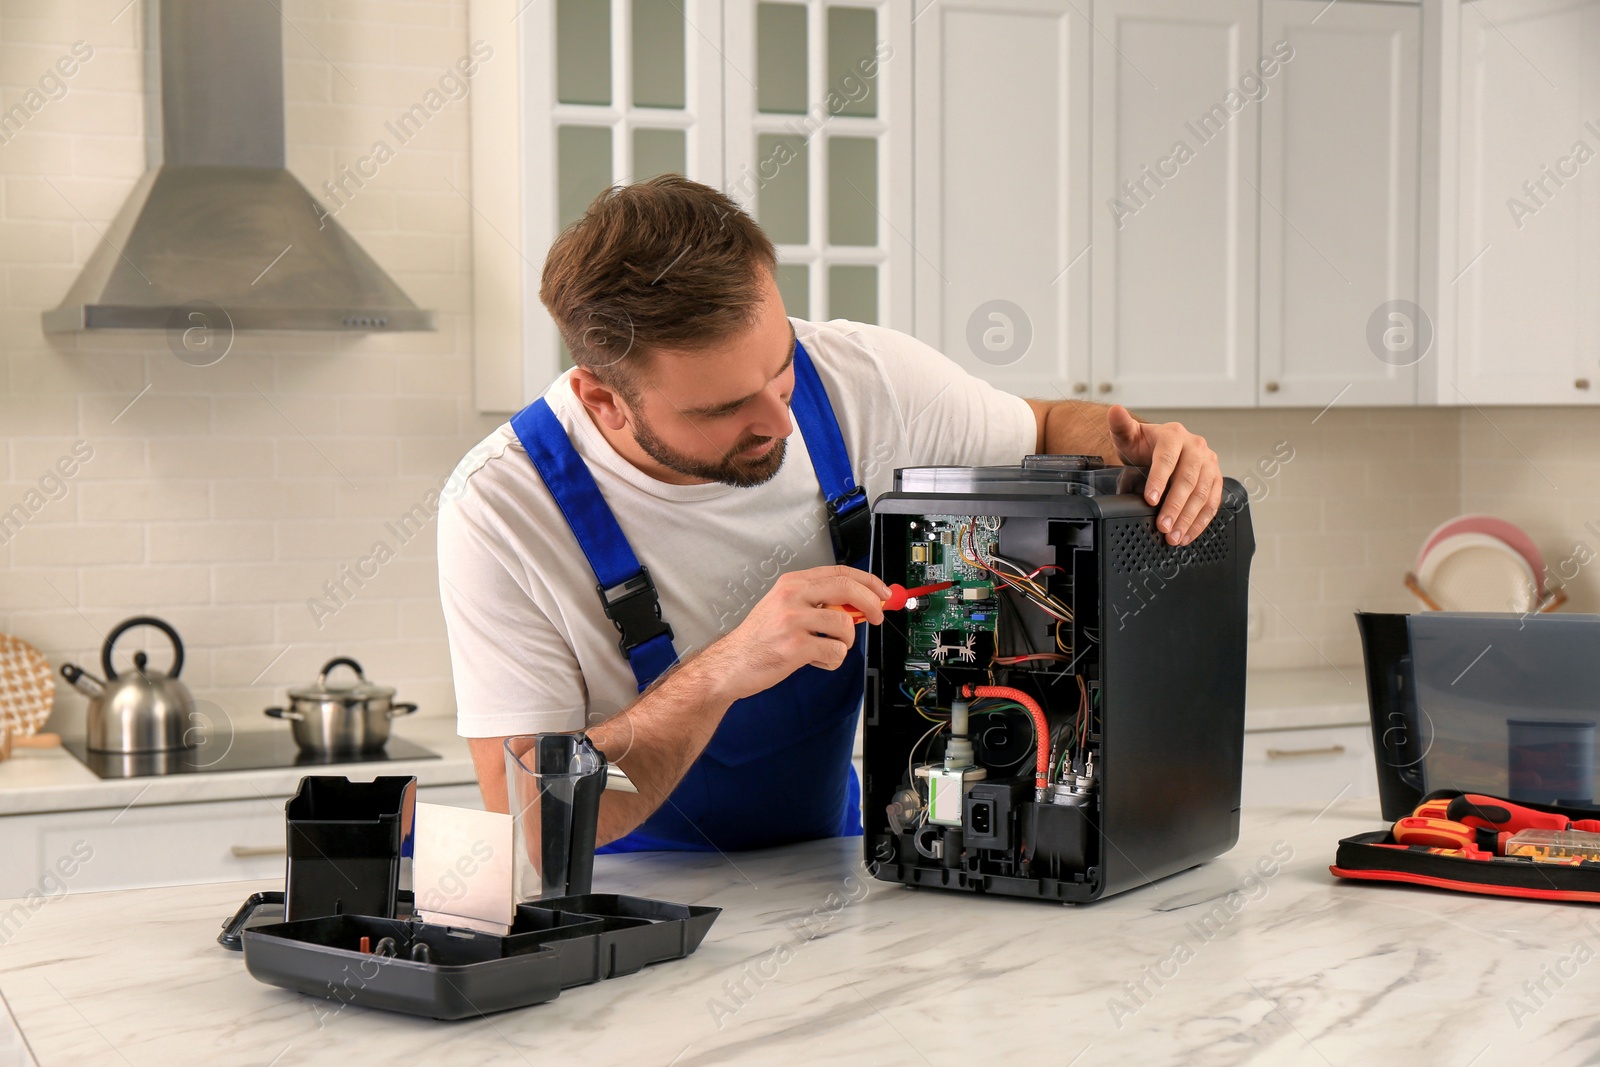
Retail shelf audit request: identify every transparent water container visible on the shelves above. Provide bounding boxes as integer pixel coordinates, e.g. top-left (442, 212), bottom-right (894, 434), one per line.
top-left (504, 733), bottom-right (607, 901)
top-left (1359, 611), bottom-right (1600, 817)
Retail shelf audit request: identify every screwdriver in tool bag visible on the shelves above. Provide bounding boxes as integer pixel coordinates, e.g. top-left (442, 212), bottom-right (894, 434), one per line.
top-left (1412, 798), bottom-right (1454, 820)
top-left (836, 582), bottom-right (954, 624)
top-left (1392, 816), bottom-right (1511, 854)
top-left (1446, 794), bottom-right (1600, 834)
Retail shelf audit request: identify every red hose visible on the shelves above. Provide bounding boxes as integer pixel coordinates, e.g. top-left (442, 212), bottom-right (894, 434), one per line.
top-left (961, 684), bottom-right (1050, 797)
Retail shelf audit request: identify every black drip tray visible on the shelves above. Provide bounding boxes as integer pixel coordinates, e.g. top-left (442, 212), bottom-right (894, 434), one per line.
top-left (65, 731), bottom-right (439, 779)
top-left (236, 894), bottom-right (721, 1020)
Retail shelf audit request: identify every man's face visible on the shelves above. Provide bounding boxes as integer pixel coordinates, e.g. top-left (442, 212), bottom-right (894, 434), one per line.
top-left (617, 271), bottom-right (797, 488)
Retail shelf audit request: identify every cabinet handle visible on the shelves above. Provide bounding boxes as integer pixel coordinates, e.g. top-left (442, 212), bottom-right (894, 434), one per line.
top-left (1577, 378), bottom-right (1591, 390)
top-left (230, 844), bottom-right (286, 858)
top-left (1072, 382), bottom-right (1088, 394)
top-left (1264, 381), bottom-right (1281, 394)
top-left (1097, 382), bottom-right (1113, 394)
top-left (1265, 744), bottom-right (1346, 760)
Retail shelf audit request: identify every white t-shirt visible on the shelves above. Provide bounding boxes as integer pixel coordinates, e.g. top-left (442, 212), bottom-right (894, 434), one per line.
top-left (439, 317), bottom-right (1037, 739)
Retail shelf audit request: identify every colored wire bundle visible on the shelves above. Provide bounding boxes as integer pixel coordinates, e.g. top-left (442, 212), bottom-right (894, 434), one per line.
top-left (1051, 677), bottom-right (1093, 781)
top-left (956, 521), bottom-right (1074, 623)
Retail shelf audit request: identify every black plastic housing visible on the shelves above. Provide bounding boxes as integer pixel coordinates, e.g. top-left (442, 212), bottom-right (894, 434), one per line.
top-left (1355, 611), bottom-right (1427, 821)
top-left (1022, 801), bottom-right (1090, 876)
top-left (530, 733), bottom-right (607, 898)
top-left (284, 775), bottom-right (417, 921)
top-left (964, 779), bottom-right (1030, 851)
top-left (863, 460), bottom-right (1255, 903)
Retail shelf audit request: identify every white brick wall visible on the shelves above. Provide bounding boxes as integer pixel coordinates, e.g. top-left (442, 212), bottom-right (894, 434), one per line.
top-left (1149, 405), bottom-right (1600, 669)
top-left (1460, 409), bottom-right (1600, 617)
top-left (0, 0), bottom-right (498, 737)
top-left (1141, 407), bottom-right (1464, 672)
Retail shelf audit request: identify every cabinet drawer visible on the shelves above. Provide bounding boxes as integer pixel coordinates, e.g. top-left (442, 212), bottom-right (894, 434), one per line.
top-left (1241, 724), bottom-right (1377, 807)
top-left (0, 782), bottom-right (485, 899)
top-left (0, 796), bottom-right (286, 898)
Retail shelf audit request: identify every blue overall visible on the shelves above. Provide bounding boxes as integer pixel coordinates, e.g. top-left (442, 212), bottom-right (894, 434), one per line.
top-left (509, 340), bottom-right (870, 853)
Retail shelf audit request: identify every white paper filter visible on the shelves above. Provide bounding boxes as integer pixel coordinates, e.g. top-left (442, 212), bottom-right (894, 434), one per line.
top-left (413, 801), bottom-right (514, 935)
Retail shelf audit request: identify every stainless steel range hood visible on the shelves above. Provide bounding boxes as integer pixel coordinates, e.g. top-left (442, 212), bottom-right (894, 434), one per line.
top-left (43, 0), bottom-right (433, 333)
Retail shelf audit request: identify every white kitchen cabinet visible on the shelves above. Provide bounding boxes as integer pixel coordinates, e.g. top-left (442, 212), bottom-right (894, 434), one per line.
top-left (910, 0), bottom-right (1091, 401)
top-left (1240, 724), bottom-right (1378, 807)
top-left (0, 783), bottom-right (485, 899)
top-left (468, 0), bottom-right (727, 411)
top-left (1259, 0), bottom-right (1422, 407)
top-left (725, 0), bottom-right (912, 333)
top-left (464, 0), bottom-right (1600, 413)
top-left (469, 0), bottom-right (912, 412)
top-left (1454, 0), bottom-right (1600, 404)
top-left (1090, 0), bottom-right (1261, 408)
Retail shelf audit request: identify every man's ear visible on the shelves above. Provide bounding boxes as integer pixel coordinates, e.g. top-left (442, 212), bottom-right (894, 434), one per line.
top-left (570, 368), bottom-right (632, 431)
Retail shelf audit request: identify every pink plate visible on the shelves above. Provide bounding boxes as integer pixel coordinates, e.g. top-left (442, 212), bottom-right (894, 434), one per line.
top-left (1416, 514), bottom-right (1546, 598)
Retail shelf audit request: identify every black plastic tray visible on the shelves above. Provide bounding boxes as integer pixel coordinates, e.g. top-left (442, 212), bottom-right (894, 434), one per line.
top-left (242, 913), bottom-right (561, 1020)
top-left (519, 894), bottom-right (719, 986)
top-left (218, 890), bottom-right (418, 951)
top-left (235, 893), bottom-right (720, 1020)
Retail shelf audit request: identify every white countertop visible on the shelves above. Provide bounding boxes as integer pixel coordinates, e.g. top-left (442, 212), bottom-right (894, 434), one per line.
top-left (1244, 666), bottom-right (1368, 732)
top-left (0, 716), bottom-right (476, 817)
top-left (1, 798), bottom-right (1592, 1066)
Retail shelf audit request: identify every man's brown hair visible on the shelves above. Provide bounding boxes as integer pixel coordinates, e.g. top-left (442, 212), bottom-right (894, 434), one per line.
top-left (541, 175), bottom-right (778, 396)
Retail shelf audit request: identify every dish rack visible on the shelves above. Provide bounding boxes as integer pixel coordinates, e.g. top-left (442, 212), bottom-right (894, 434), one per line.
top-left (1404, 514), bottom-right (1565, 613)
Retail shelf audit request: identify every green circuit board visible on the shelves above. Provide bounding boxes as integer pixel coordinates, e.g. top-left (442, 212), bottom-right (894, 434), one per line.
top-left (904, 515), bottom-right (999, 670)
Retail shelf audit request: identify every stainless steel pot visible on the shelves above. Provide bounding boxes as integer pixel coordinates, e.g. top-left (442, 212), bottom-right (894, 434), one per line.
top-left (264, 657), bottom-right (417, 754)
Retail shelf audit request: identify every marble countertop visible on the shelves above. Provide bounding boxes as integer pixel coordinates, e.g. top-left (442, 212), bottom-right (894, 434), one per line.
top-left (0, 716), bottom-right (476, 817)
top-left (1, 798), bottom-right (1593, 1066)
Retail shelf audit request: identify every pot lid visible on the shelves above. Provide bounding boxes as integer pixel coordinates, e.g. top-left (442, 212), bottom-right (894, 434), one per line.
top-left (288, 657), bottom-right (395, 701)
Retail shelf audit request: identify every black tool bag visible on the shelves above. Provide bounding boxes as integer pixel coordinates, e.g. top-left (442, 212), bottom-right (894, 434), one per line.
top-left (1332, 789), bottom-right (1600, 903)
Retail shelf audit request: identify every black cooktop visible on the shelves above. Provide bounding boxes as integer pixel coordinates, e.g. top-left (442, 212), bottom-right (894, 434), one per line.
top-left (65, 731), bottom-right (440, 780)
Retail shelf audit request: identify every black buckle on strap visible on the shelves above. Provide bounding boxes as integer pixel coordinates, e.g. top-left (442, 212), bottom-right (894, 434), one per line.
top-left (826, 487), bottom-right (871, 566)
top-left (597, 567), bottom-right (674, 655)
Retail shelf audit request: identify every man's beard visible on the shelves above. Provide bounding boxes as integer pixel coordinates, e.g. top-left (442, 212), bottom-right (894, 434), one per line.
top-left (630, 413), bottom-right (788, 488)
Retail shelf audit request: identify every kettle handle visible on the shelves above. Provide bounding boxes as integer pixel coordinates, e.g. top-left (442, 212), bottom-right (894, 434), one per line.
top-left (102, 616), bottom-right (185, 681)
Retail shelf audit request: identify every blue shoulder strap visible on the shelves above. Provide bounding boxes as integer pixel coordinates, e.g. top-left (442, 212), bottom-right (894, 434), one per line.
top-left (790, 340), bottom-right (870, 568)
top-left (509, 343), bottom-right (865, 690)
top-left (510, 398), bottom-right (678, 692)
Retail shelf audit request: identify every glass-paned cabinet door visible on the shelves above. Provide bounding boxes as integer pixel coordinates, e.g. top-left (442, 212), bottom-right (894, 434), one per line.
top-left (521, 0), bottom-right (726, 380)
top-left (725, 0), bottom-right (910, 328)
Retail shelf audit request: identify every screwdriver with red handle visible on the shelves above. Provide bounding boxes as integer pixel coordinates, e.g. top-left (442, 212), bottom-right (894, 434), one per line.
top-left (1392, 816), bottom-right (1511, 854)
top-left (1445, 794), bottom-right (1600, 834)
top-left (836, 581), bottom-right (953, 624)
top-left (1412, 798), bottom-right (1453, 820)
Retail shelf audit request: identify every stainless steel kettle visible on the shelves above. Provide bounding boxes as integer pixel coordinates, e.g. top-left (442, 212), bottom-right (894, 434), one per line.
top-left (61, 616), bottom-right (198, 753)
